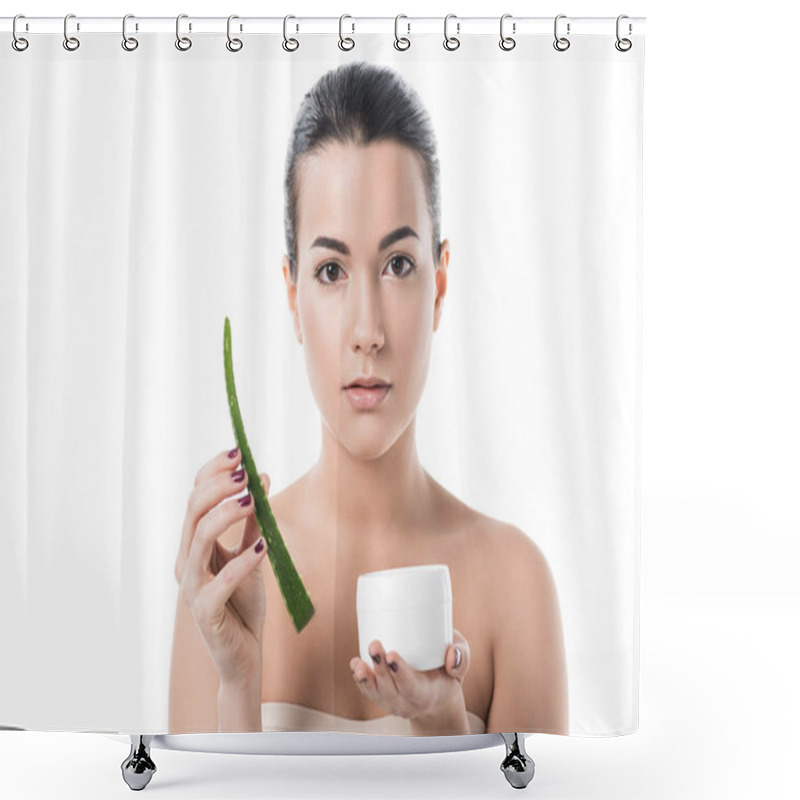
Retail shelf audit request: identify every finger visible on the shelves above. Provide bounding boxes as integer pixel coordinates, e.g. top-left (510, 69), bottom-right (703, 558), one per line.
top-left (382, 648), bottom-right (416, 702)
top-left (350, 657), bottom-right (380, 704)
top-left (181, 490), bottom-right (256, 601)
top-left (237, 474), bottom-right (271, 554)
top-left (198, 536), bottom-right (267, 624)
top-left (177, 448), bottom-right (245, 576)
top-left (210, 538), bottom-right (237, 572)
top-left (447, 628), bottom-right (470, 678)
top-left (177, 457), bottom-right (255, 582)
top-left (369, 641), bottom-right (401, 703)
top-left (197, 446), bottom-right (244, 489)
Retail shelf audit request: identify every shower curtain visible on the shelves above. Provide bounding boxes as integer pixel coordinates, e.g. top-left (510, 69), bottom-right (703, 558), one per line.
top-left (0, 16), bottom-right (645, 738)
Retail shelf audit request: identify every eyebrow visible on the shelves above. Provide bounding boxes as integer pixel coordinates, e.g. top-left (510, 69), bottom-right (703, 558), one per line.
top-left (310, 226), bottom-right (419, 256)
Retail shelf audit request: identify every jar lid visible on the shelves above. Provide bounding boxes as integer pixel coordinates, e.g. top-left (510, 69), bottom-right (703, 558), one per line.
top-left (357, 564), bottom-right (452, 610)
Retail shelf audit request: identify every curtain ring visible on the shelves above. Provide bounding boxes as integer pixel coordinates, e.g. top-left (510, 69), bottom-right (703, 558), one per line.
top-left (12, 14), bottom-right (29, 52)
top-left (615, 14), bottom-right (632, 52)
top-left (175, 14), bottom-right (192, 51)
top-left (443, 14), bottom-right (460, 51)
top-left (394, 14), bottom-right (410, 51)
top-left (227, 15), bottom-right (243, 52)
top-left (283, 15), bottom-right (299, 51)
top-left (338, 14), bottom-right (355, 51)
top-left (122, 14), bottom-right (139, 51)
top-left (63, 13), bottom-right (80, 51)
top-left (553, 14), bottom-right (570, 51)
top-left (499, 14), bottom-right (516, 51)
top-left (339, 14), bottom-right (356, 50)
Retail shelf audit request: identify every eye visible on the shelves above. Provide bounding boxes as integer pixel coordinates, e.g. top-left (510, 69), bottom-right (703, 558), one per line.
top-left (314, 261), bottom-right (345, 287)
top-left (385, 254), bottom-right (416, 278)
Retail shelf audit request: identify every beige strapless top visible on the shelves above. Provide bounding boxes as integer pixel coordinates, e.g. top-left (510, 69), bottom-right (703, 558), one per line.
top-left (261, 701), bottom-right (486, 735)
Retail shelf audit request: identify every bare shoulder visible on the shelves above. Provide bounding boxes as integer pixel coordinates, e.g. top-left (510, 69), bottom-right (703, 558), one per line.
top-left (474, 516), bottom-right (552, 591)
top-left (433, 480), bottom-right (550, 578)
top-left (428, 478), bottom-right (555, 605)
top-left (267, 470), bottom-right (307, 514)
top-left (487, 520), bottom-right (550, 576)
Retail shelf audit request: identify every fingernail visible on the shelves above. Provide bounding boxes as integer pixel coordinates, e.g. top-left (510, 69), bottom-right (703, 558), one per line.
top-left (232, 468), bottom-right (245, 482)
top-left (228, 447), bottom-right (239, 458)
top-left (254, 538), bottom-right (265, 554)
top-left (454, 647), bottom-right (462, 669)
top-left (237, 494), bottom-right (251, 506)
top-left (371, 653), bottom-right (381, 665)
top-left (388, 661), bottom-right (398, 673)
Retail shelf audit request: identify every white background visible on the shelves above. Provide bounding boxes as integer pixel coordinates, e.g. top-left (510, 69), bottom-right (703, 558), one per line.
top-left (1, 1), bottom-right (797, 798)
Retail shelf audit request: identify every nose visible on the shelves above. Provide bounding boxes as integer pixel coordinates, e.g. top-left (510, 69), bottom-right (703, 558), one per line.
top-left (348, 270), bottom-right (385, 355)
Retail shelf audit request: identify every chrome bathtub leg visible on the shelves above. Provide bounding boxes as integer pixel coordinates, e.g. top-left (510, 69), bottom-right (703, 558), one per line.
top-left (121, 734), bottom-right (157, 791)
top-left (500, 732), bottom-right (535, 789)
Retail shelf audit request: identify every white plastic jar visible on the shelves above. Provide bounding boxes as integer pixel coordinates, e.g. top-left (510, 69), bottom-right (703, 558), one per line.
top-left (356, 564), bottom-right (453, 672)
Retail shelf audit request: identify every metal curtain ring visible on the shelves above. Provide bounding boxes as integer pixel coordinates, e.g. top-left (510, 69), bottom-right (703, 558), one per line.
top-left (443, 14), bottom-right (460, 51)
top-left (553, 14), bottom-right (570, 51)
top-left (175, 13), bottom-right (192, 51)
top-left (283, 15), bottom-right (299, 51)
top-left (615, 14), bottom-right (632, 51)
top-left (394, 14), bottom-right (410, 50)
top-left (227, 15), bottom-right (243, 52)
top-left (499, 13), bottom-right (516, 51)
top-left (339, 14), bottom-right (355, 51)
top-left (12, 14), bottom-right (29, 51)
top-left (122, 14), bottom-right (139, 51)
top-left (63, 13), bottom-right (80, 51)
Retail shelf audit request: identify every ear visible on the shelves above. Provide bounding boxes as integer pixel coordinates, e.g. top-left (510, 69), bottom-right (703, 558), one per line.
top-left (433, 239), bottom-right (449, 332)
top-left (282, 255), bottom-right (303, 344)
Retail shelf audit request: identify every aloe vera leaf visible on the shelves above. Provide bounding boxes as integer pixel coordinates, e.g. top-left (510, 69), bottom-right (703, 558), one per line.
top-left (223, 316), bottom-right (315, 633)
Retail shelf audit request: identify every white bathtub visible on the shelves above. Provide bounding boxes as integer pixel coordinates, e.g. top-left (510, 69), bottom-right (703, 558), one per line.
top-left (106, 731), bottom-right (535, 790)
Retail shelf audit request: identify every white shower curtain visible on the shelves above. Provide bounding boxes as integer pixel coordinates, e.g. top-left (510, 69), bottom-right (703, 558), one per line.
top-left (0, 18), bottom-right (644, 737)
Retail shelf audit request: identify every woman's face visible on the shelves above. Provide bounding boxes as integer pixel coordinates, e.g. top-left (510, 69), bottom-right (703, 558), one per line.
top-left (283, 140), bottom-right (449, 461)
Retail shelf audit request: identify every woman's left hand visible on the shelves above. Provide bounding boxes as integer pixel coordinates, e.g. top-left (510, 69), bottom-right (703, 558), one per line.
top-left (349, 628), bottom-right (470, 724)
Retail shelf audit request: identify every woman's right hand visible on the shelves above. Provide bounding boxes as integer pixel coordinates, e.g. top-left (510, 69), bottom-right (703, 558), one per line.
top-left (174, 447), bottom-right (270, 689)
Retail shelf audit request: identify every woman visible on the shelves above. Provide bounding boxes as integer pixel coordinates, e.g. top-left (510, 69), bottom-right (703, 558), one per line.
top-left (169, 61), bottom-right (568, 736)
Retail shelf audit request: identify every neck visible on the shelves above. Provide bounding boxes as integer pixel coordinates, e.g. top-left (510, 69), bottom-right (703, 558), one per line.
top-left (307, 416), bottom-right (433, 541)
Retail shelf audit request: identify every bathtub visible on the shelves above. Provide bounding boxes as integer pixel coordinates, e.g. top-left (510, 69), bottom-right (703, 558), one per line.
top-left (109, 730), bottom-right (535, 790)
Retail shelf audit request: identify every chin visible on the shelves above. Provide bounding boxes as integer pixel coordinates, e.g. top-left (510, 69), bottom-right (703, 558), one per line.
top-left (340, 433), bottom-right (394, 462)
top-left (333, 414), bottom-right (408, 461)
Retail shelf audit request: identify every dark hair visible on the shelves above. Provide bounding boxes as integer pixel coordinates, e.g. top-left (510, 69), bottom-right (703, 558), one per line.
top-left (284, 61), bottom-right (442, 284)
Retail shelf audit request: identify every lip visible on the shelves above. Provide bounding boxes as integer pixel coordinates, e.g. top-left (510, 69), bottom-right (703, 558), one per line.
top-left (344, 377), bottom-right (391, 389)
top-left (343, 384), bottom-right (391, 410)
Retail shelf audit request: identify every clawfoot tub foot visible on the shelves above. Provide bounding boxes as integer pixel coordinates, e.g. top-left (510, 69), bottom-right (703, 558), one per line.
top-left (121, 735), bottom-right (157, 790)
top-left (499, 732), bottom-right (535, 789)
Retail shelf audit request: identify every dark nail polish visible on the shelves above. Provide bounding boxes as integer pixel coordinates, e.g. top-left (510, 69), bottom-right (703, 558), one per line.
top-left (228, 447), bottom-right (239, 459)
top-left (371, 653), bottom-right (381, 665)
top-left (237, 494), bottom-right (251, 506)
top-left (232, 468), bottom-right (245, 482)
top-left (388, 661), bottom-right (398, 673)
top-left (254, 538), bottom-right (265, 554)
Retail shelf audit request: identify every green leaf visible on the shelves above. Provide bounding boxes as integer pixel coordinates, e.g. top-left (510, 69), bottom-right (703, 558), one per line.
top-left (223, 316), bottom-right (315, 633)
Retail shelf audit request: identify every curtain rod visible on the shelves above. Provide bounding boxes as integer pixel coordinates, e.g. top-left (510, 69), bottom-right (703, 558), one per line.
top-left (1, 16), bottom-right (647, 37)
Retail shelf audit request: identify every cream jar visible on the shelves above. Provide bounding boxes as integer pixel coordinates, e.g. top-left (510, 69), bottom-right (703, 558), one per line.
top-left (356, 564), bottom-right (453, 671)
